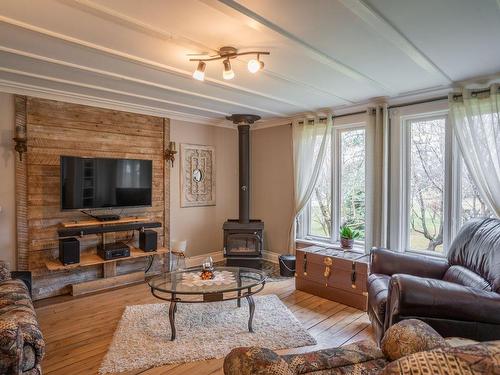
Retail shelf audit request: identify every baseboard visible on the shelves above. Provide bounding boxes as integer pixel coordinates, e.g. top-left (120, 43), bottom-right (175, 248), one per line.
top-left (71, 271), bottom-right (144, 296)
top-left (184, 251), bottom-right (224, 268)
top-left (182, 250), bottom-right (282, 267)
top-left (262, 250), bottom-right (282, 264)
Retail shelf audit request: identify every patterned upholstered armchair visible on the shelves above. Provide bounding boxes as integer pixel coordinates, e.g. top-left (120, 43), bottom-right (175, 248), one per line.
top-left (0, 261), bottom-right (45, 375)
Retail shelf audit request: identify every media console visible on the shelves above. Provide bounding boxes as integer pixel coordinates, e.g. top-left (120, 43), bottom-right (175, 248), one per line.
top-left (46, 217), bottom-right (169, 296)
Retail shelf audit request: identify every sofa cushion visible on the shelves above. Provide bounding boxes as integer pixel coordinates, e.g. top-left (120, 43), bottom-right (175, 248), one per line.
top-left (443, 265), bottom-right (492, 291)
top-left (447, 218), bottom-right (500, 293)
top-left (379, 341), bottom-right (500, 375)
top-left (381, 319), bottom-right (448, 361)
top-left (367, 274), bottom-right (390, 320)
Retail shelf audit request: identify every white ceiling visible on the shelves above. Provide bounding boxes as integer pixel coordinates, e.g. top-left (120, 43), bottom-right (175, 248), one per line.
top-left (0, 0), bottom-right (499, 126)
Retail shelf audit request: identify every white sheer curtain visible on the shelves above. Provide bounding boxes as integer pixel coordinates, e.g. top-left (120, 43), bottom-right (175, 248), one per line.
top-left (288, 116), bottom-right (332, 253)
top-left (449, 84), bottom-right (500, 217)
top-left (365, 104), bottom-right (389, 252)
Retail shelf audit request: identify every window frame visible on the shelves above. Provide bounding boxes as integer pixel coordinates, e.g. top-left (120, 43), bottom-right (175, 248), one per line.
top-left (399, 111), bottom-right (452, 256)
top-left (300, 122), bottom-right (367, 250)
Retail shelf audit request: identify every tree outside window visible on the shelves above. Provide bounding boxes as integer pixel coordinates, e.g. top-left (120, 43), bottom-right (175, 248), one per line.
top-left (306, 126), bottom-right (366, 244)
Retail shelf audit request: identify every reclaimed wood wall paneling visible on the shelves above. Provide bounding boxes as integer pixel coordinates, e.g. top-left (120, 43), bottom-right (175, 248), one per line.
top-left (15, 96), bottom-right (169, 299)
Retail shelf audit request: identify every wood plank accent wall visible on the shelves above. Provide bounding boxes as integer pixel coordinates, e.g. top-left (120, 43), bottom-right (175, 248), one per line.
top-left (15, 96), bottom-right (170, 300)
top-left (15, 96), bottom-right (29, 271)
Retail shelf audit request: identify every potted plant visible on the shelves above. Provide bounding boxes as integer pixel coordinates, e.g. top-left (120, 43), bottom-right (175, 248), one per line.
top-left (339, 225), bottom-right (360, 250)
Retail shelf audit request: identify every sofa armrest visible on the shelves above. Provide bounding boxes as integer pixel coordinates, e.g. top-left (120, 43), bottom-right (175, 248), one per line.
top-left (387, 274), bottom-right (500, 325)
top-left (11, 271), bottom-right (32, 297)
top-left (370, 248), bottom-right (449, 279)
top-left (224, 347), bottom-right (293, 375)
top-left (282, 340), bottom-right (385, 373)
top-left (0, 324), bottom-right (23, 374)
top-left (0, 260), bottom-right (11, 282)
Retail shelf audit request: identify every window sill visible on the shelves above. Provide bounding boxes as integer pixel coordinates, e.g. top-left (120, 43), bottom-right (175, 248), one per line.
top-left (295, 238), bottom-right (365, 254)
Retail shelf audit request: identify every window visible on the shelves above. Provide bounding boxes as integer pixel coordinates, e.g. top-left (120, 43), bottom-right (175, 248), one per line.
top-left (399, 111), bottom-right (493, 255)
top-left (309, 139), bottom-right (331, 238)
top-left (301, 124), bottom-right (366, 247)
top-left (406, 117), bottom-right (446, 252)
top-left (340, 129), bottom-right (366, 240)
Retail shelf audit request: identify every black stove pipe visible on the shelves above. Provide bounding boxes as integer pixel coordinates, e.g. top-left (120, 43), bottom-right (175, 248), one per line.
top-left (238, 124), bottom-right (250, 224)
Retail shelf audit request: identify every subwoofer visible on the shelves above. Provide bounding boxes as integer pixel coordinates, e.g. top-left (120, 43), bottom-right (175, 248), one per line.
top-left (139, 230), bottom-right (157, 252)
top-left (59, 237), bottom-right (80, 265)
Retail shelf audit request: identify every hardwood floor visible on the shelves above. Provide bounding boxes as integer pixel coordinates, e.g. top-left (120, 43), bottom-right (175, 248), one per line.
top-left (35, 278), bottom-right (374, 375)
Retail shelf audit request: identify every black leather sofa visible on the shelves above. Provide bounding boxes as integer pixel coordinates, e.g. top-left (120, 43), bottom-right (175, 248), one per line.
top-left (368, 217), bottom-right (500, 343)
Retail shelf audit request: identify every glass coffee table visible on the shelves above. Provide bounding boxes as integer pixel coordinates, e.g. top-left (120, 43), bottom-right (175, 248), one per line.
top-left (148, 267), bottom-right (267, 340)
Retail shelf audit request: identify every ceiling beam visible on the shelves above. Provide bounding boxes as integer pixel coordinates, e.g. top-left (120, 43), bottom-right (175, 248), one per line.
top-left (206, 0), bottom-right (396, 95)
top-left (62, 0), bottom-right (353, 105)
top-left (0, 66), bottom-right (232, 116)
top-left (339, 0), bottom-right (452, 83)
top-left (65, 0), bottom-right (217, 56)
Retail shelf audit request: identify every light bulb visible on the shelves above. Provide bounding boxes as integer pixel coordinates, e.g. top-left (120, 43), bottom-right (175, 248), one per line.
top-left (223, 59), bottom-right (235, 80)
top-left (247, 58), bottom-right (264, 73)
top-left (192, 61), bottom-right (206, 81)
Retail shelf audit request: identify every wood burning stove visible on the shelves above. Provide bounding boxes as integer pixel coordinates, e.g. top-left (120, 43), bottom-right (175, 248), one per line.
top-left (223, 114), bottom-right (264, 269)
top-left (223, 220), bottom-right (263, 257)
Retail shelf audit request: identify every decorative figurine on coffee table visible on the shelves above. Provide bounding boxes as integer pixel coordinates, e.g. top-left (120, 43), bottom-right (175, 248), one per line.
top-left (200, 256), bottom-right (215, 280)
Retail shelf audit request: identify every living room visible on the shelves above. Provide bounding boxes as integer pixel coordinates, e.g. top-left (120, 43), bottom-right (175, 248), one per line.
top-left (0, 1), bottom-right (498, 374)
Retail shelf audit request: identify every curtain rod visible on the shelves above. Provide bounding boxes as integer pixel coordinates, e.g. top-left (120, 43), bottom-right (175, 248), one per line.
top-left (388, 95), bottom-right (447, 110)
top-left (288, 87), bottom-right (498, 125)
top-left (292, 97), bottom-right (447, 124)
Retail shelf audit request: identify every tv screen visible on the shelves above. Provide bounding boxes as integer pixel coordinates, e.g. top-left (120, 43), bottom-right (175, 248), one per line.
top-left (60, 156), bottom-right (152, 210)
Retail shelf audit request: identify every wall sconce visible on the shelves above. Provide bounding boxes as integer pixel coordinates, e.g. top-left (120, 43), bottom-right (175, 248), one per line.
top-left (13, 137), bottom-right (27, 161)
top-left (165, 141), bottom-right (177, 167)
top-left (13, 123), bottom-right (27, 161)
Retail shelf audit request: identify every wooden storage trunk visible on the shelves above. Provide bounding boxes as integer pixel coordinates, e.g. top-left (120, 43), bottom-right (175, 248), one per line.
top-left (295, 246), bottom-right (370, 311)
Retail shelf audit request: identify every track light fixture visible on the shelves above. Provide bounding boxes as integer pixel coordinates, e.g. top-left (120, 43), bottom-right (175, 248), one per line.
top-left (222, 58), bottom-right (234, 80)
top-left (190, 46), bottom-right (269, 81)
top-left (192, 61), bottom-right (206, 81)
top-left (247, 55), bottom-right (264, 74)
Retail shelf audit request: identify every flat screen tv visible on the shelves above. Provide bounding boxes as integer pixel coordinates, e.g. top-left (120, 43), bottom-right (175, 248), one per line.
top-left (60, 156), bottom-right (152, 210)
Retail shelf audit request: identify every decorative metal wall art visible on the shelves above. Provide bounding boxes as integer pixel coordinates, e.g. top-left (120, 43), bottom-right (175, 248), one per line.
top-left (180, 143), bottom-right (215, 207)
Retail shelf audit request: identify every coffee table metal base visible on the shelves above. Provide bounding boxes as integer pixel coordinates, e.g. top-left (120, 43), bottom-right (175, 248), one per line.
top-left (165, 291), bottom-right (256, 341)
top-left (148, 267), bottom-right (267, 341)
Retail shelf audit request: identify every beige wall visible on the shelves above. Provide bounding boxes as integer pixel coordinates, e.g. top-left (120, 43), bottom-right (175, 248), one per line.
top-left (0, 93), bottom-right (16, 268)
top-left (251, 124), bottom-right (293, 255)
top-left (170, 120), bottom-right (238, 257)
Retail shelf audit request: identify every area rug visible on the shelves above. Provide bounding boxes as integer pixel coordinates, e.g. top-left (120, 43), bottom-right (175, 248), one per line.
top-left (99, 294), bottom-right (316, 374)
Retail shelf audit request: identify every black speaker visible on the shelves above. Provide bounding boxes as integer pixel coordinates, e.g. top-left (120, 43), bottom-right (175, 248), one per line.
top-left (139, 230), bottom-right (157, 252)
top-left (59, 237), bottom-right (80, 265)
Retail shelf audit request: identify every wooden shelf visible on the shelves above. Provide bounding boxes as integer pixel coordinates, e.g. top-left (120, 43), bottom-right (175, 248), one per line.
top-left (60, 216), bottom-right (149, 228)
top-left (45, 246), bottom-right (168, 271)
